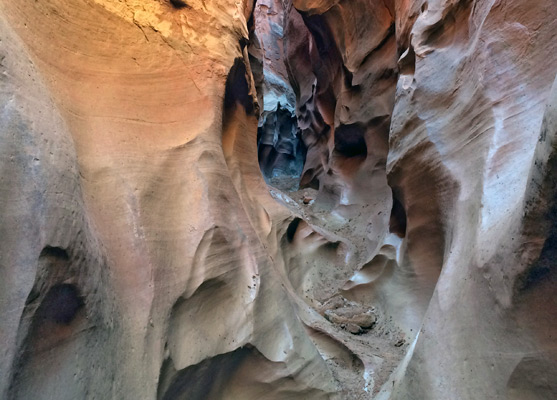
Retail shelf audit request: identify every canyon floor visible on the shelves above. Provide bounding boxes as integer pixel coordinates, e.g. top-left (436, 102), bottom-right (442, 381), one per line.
top-left (269, 178), bottom-right (409, 398)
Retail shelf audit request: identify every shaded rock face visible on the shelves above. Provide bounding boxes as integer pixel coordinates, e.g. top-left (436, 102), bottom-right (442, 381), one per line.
top-left (251, 0), bottom-right (306, 188)
top-left (1, 1), bottom-right (557, 400)
top-left (257, 104), bottom-right (305, 183)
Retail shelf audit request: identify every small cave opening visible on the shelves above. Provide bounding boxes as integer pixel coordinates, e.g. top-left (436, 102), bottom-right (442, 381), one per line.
top-left (286, 217), bottom-right (302, 242)
top-left (39, 283), bottom-right (84, 325)
top-left (333, 123), bottom-right (367, 159)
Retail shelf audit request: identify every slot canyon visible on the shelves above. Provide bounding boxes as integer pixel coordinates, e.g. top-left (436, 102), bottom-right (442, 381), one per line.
top-left (0, 0), bottom-right (556, 398)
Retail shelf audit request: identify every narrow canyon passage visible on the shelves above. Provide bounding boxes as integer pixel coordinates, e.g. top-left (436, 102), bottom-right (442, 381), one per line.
top-left (0, 1), bottom-right (556, 399)
top-left (248, 1), bottom-right (430, 397)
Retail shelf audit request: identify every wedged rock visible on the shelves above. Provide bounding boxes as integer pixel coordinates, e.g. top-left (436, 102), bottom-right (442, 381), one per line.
top-left (320, 296), bottom-right (377, 334)
top-left (324, 308), bottom-right (377, 330)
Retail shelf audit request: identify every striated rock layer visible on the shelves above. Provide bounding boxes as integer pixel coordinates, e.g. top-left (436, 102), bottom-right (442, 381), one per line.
top-left (1, 0), bottom-right (557, 399)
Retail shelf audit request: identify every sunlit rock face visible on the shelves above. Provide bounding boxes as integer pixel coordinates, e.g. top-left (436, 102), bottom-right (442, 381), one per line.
top-left (1, 0), bottom-right (557, 399)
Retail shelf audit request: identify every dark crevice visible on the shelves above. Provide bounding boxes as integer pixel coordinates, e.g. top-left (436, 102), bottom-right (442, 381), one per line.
top-left (300, 167), bottom-right (321, 190)
top-left (246, 0), bottom-right (257, 33)
top-left (160, 346), bottom-right (254, 400)
top-left (300, 12), bottom-right (335, 58)
top-left (334, 123), bottom-right (367, 159)
top-left (389, 191), bottom-right (407, 238)
top-left (169, 0), bottom-right (190, 9)
top-left (39, 284), bottom-right (84, 325)
top-left (517, 184), bottom-right (557, 292)
top-left (40, 246), bottom-right (69, 260)
top-left (286, 217), bottom-right (302, 242)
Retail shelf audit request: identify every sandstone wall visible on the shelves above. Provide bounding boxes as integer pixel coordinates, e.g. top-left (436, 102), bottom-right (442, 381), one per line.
top-left (276, 0), bottom-right (557, 398)
top-left (1, 0), bottom-right (556, 399)
top-left (0, 1), bottom-right (336, 399)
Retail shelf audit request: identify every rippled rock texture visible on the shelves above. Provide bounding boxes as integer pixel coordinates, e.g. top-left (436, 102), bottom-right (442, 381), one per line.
top-left (1, 0), bottom-right (556, 399)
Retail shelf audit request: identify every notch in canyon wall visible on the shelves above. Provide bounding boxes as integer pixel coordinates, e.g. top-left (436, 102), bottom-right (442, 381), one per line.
top-left (221, 56), bottom-right (258, 161)
top-left (8, 245), bottom-right (87, 398)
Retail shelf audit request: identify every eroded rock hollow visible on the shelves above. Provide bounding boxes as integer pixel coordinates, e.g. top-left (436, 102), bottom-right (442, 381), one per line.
top-left (1, 0), bottom-right (556, 399)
